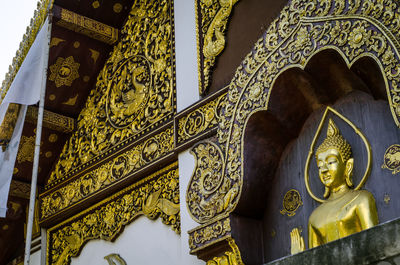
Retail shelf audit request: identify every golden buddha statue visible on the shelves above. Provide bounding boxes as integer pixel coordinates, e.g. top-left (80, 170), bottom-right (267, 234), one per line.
top-left (291, 119), bottom-right (378, 254)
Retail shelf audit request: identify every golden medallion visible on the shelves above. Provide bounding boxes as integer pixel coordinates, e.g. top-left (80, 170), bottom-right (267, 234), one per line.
top-left (280, 189), bottom-right (303, 217)
top-left (382, 144), bottom-right (400, 174)
top-left (106, 56), bottom-right (151, 129)
top-left (49, 56), bottom-right (80, 87)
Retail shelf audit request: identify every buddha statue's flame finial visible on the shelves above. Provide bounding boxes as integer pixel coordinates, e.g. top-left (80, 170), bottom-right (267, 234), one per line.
top-left (316, 119), bottom-right (352, 163)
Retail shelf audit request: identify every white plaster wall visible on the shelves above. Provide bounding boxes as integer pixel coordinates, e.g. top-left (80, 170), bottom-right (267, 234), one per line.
top-left (70, 216), bottom-right (180, 265)
top-left (178, 150), bottom-right (205, 265)
top-left (30, 250), bottom-right (41, 265)
top-left (174, 0), bottom-right (200, 112)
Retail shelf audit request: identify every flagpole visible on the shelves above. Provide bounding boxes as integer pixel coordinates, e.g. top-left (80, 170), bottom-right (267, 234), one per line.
top-left (24, 15), bottom-right (52, 265)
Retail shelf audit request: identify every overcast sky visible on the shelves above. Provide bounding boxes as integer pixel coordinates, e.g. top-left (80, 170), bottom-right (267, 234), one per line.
top-left (0, 0), bottom-right (39, 85)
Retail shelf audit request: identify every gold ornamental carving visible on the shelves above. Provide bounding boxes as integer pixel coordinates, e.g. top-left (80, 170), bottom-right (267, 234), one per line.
top-left (382, 144), bottom-right (400, 174)
top-left (206, 238), bottom-right (244, 265)
top-left (196, 0), bottom-right (239, 95)
top-left (47, 163), bottom-right (180, 265)
top-left (280, 189), bottom-right (303, 217)
top-left (49, 56), bottom-right (80, 88)
top-left (188, 215), bottom-right (231, 253)
top-left (0, 103), bottom-right (21, 150)
top-left (177, 92), bottom-right (226, 144)
top-left (214, 0), bottom-right (400, 225)
top-left (26, 106), bottom-right (75, 133)
top-left (187, 141), bottom-right (239, 224)
top-left (41, 126), bottom-right (174, 220)
top-left (47, 0), bottom-right (175, 186)
top-left (57, 8), bottom-right (118, 45)
top-left (17, 136), bottom-right (36, 163)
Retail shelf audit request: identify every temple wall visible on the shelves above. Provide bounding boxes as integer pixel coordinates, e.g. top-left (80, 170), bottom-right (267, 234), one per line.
top-left (174, 0), bottom-right (200, 112)
top-left (70, 217), bottom-right (180, 265)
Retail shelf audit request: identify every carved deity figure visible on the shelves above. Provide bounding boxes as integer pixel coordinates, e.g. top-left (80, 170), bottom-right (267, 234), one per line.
top-left (291, 119), bottom-right (378, 254)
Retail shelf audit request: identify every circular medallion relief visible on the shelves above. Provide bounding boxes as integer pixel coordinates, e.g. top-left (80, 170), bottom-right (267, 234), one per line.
top-left (106, 56), bottom-right (151, 129)
top-left (382, 144), bottom-right (400, 174)
top-left (280, 189), bottom-right (303, 217)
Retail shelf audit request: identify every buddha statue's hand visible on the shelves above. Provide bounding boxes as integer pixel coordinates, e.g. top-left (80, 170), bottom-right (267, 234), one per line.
top-left (290, 228), bottom-right (305, 254)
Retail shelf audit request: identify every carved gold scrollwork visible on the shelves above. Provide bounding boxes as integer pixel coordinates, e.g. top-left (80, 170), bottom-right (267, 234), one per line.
top-left (106, 56), bottom-right (151, 129)
top-left (40, 126), bottom-right (174, 220)
top-left (188, 215), bottom-right (231, 252)
top-left (47, 0), bottom-right (175, 186)
top-left (177, 92), bottom-right (226, 144)
top-left (206, 238), bottom-right (244, 265)
top-left (47, 163), bottom-right (180, 265)
top-left (197, 0), bottom-right (240, 94)
top-left (187, 141), bottom-right (238, 224)
top-left (215, 0), bottom-right (400, 220)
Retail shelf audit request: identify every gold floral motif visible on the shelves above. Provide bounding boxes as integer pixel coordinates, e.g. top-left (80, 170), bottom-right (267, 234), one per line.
top-left (0, 103), bottom-right (21, 150)
top-left (382, 144), bottom-right (400, 174)
top-left (215, 0), bottom-right (400, 224)
top-left (206, 238), bottom-right (244, 265)
top-left (187, 141), bottom-right (239, 224)
top-left (47, 0), bottom-right (175, 186)
top-left (49, 56), bottom-right (80, 88)
top-left (177, 92), bottom-right (226, 144)
top-left (197, 0), bottom-right (240, 95)
top-left (17, 136), bottom-right (35, 163)
top-left (57, 8), bottom-right (118, 45)
top-left (188, 216), bottom-right (231, 253)
top-left (1, 0), bottom-right (53, 102)
top-left (40, 126), bottom-right (174, 220)
top-left (47, 163), bottom-right (180, 265)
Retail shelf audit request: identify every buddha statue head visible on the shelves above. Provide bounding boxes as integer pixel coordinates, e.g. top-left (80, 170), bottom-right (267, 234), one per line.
top-left (315, 119), bottom-right (354, 198)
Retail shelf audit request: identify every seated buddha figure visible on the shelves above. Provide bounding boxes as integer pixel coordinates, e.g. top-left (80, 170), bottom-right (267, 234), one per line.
top-left (291, 119), bottom-right (378, 254)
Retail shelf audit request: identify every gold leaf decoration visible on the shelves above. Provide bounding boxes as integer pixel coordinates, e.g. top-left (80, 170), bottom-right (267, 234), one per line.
top-left (197, 0), bottom-right (239, 95)
top-left (47, 0), bottom-right (176, 186)
top-left (47, 163), bottom-right (180, 265)
top-left (40, 126), bottom-right (174, 220)
top-left (48, 56), bottom-right (80, 88)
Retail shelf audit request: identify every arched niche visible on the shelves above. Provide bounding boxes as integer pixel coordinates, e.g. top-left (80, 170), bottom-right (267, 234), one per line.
top-left (240, 49), bottom-right (400, 263)
top-left (240, 49), bottom-right (384, 218)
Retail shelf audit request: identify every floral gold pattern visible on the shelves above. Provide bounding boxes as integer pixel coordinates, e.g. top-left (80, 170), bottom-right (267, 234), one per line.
top-left (188, 215), bottom-right (231, 253)
top-left (17, 136), bottom-right (35, 163)
top-left (46, 163), bottom-right (180, 265)
top-left (0, 103), bottom-right (21, 150)
top-left (40, 125), bottom-right (174, 221)
top-left (187, 141), bottom-right (238, 224)
top-left (47, 0), bottom-right (176, 187)
top-left (48, 56), bottom-right (80, 88)
top-left (177, 92), bottom-right (226, 144)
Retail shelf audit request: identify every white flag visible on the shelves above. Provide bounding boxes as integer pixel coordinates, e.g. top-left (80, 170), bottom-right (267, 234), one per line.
top-left (0, 18), bottom-right (49, 217)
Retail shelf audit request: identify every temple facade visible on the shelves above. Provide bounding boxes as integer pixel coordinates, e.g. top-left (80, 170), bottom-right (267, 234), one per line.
top-left (2, 0), bottom-right (400, 264)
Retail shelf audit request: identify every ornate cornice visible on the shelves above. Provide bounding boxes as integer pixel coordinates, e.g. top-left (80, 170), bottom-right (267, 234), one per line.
top-left (40, 123), bottom-right (174, 223)
top-left (26, 106), bottom-right (75, 133)
top-left (46, 162), bottom-right (180, 265)
top-left (188, 215), bottom-right (231, 254)
top-left (53, 6), bottom-right (118, 45)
